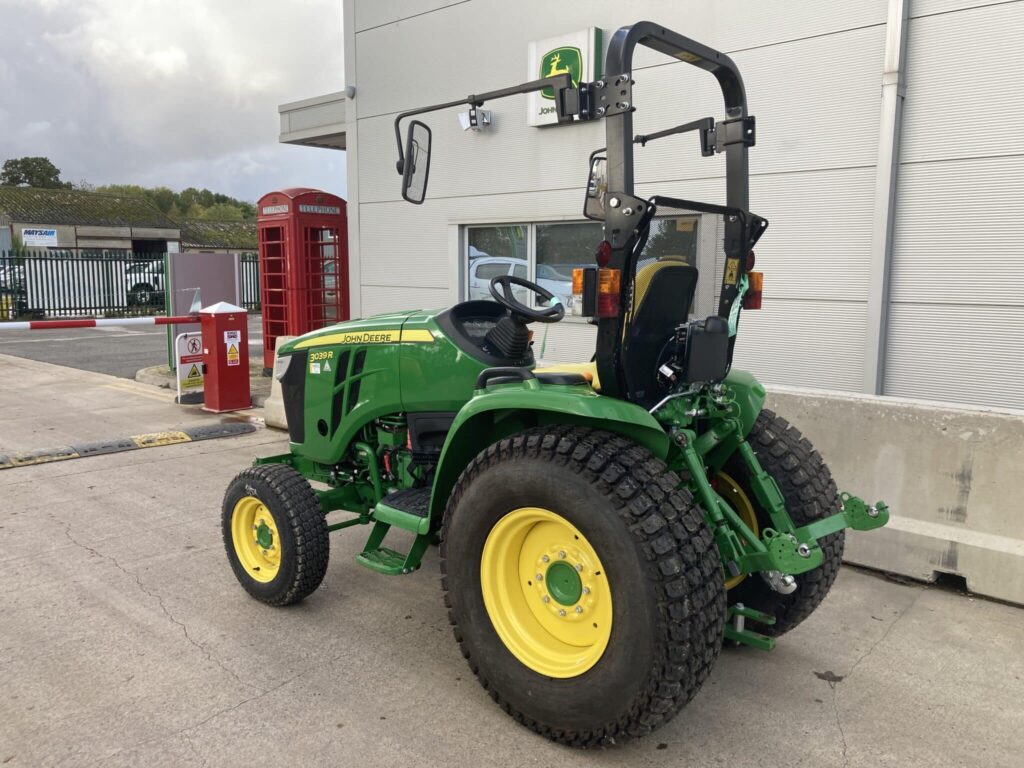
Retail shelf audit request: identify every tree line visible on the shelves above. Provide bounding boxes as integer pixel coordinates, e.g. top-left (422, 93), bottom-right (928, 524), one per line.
top-left (1, 156), bottom-right (255, 221)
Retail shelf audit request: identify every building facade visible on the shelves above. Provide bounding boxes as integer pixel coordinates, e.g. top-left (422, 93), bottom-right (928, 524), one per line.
top-left (281, 0), bottom-right (1024, 413)
top-left (0, 186), bottom-right (181, 254)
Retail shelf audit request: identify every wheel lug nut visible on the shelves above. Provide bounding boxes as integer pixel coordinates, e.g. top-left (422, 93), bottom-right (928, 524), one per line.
top-left (542, 555), bottom-right (550, 563)
top-left (535, 573), bottom-right (543, 581)
top-left (575, 563), bottom-right (583, 572)
top-left (542, 595), bottom-right (550, 603)
top-left (582, 587), bottom-right (590, 595)
top-left (558, 550), bottom-right (566, 559)
top-left (261, 549), bottom-right (268, 556)
top-left (559, 609), bottom-right (566, 616)
top-left (575, 606), bottom-right (583, 613)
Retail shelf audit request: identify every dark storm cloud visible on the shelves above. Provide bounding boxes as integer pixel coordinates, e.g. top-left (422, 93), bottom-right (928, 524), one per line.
top-left (0, 0), bottom-right (346, 199)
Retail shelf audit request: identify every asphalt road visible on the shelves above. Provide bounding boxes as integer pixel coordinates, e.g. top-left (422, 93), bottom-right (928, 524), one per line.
top-left (0, 315), bottom-right (264, 378)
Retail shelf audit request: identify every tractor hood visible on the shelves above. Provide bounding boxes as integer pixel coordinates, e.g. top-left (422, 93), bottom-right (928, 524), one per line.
top-left (278, 309), bottom-right (424, 356)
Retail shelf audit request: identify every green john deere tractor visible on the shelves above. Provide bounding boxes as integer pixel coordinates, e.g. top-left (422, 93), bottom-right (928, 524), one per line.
top-left (223, 21), bottom-right (889, 745)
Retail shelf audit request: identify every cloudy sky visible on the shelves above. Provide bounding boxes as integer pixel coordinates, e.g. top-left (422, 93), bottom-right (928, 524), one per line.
top-left (0, 0), bottom-right (346, 201)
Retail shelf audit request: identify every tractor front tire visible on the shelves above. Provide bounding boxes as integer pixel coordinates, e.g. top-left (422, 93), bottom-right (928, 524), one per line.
top-left (222, 464), bottom-right (329, 606)
top-left (727, 409), bottom-right (845, 636)
top-left (441, 427), bottom-right (725, 746)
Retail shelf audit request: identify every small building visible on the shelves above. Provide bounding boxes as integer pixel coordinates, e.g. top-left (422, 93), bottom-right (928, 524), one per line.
top-left (179, 218), bottom-right (257, 254)
top-left (0, 186), bottom-right (180, 254)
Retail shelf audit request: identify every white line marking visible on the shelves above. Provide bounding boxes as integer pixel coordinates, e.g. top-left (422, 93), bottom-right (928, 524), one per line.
top-left (0, 331), bottom-right (165, 345)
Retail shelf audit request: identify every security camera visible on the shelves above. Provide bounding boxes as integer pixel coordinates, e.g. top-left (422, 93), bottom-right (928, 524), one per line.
top-left (458, 106), bottom-right (491, 131)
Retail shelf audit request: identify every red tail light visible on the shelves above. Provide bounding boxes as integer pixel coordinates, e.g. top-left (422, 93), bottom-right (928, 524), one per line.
top-left (743, 271), bottom-right (763, 310)
top-left (596, 268), bottom-right (621, 318)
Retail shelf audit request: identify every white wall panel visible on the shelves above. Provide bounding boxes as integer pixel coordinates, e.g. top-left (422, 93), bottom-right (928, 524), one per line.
top-left (886, 1), bottom-right (1024, 410)
top-left (732, 298), bottom-right (868, 392)
top-left (354, 0), bottom-right (888, 119)
top-left (354, 0), bottom-right (467, 32)
top-left (901, 2), bottom-right (1024, 164)
top-left (884, 304), bottom-right (1024, 409)
top-left (360, 285), bottom-right (450, 317)
top-left (910, 0), bottom-right (1016, 17)
top-left (357, 24), bottom-right (885, 205)
top-left (890, 156), bottom-right (1024, 306)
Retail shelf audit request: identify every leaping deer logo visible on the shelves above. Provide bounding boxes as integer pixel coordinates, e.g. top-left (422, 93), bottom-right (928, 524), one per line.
top-left (545, 52), bottom-right (572, 78)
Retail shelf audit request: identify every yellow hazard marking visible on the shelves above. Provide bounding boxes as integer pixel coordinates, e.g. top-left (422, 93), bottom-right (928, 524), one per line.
top-left (6, 451), bottom-right (80, 468)
top-left (724, 258), bottom-right (740, 285)
top-left (131, 431), bottom-right (191, 448)
top-left (293, 328), bottom-right (434, 349)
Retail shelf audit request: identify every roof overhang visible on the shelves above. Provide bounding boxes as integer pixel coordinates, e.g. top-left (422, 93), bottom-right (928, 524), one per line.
top-left (278, 92), bottom-right (347, 150)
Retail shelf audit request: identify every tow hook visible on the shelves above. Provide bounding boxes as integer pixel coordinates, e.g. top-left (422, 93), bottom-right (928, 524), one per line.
top-left (761, 569), bottom-right (797, 594)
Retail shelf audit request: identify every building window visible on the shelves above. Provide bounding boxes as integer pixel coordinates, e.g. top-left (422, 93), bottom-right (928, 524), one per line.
top-left (464, 217), bottom-right (699, 313)
top-left (466, 225), bottom-right (528, 302)
top-left (535, 222), bottom-right (602, 307)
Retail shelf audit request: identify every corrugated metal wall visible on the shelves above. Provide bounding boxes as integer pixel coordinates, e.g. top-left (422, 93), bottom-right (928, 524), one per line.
top-left (885, 0), bottom-right (1024, 409)
top-left (347, 0), bottom-right (1022, 410)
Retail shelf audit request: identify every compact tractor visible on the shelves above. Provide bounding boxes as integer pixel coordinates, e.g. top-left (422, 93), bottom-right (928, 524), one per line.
top-left (223, 21), bottom-right (889, 745)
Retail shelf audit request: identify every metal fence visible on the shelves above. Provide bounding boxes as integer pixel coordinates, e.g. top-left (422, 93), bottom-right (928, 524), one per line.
top-left (0, 250), bottom-right (260, 320)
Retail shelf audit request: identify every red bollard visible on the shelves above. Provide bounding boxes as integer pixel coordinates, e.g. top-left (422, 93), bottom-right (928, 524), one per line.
top-left (200, 302), bottom-right (250, 412)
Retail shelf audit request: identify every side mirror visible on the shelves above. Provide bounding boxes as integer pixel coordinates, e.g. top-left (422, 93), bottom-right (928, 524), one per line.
top-left (402, 120), bottom-right (432, 204)
top-left (583, 155), bottom-right (607, 220)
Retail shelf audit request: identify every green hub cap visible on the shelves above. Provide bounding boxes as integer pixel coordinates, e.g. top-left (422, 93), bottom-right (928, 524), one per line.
top-left (545, 560), bottom-right (583, 606)
top-left (255, 520), bottom-right (274, 550)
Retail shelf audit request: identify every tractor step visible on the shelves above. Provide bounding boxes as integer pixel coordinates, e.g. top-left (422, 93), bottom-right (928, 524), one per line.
top-left (356, 546), bottom-right (417, 575)
top-left (372, 487), bottom-right (430, 534)
top-left (356, 519), bottom-right (432, 575)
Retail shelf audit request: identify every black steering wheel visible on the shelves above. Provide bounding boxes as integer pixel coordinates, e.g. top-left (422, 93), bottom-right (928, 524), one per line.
top-left (489, 275), bottom-right (565, 324)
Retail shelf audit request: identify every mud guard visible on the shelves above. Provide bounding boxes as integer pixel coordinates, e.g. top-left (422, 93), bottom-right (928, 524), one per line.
top-left (427, 383), bottom-right (670, 529)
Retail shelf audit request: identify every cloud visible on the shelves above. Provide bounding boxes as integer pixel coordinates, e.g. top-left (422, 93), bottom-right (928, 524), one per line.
top-left (0, 0), bottom-right (346, 200)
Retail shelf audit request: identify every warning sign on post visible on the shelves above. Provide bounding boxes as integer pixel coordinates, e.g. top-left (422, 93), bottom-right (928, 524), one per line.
top-left (175, 332), bottom-right (204, 404)
top-left (224, 329), bottom-right (242, 366)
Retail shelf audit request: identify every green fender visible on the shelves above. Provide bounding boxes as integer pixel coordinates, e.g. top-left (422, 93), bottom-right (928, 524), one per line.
top-left (427, 382), bottom-right (670, 527)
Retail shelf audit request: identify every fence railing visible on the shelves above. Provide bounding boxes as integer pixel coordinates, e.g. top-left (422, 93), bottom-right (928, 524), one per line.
top-left (0, 250), bottom-right (260, 320)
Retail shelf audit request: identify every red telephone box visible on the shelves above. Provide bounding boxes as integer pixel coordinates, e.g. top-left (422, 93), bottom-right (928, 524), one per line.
top-left (257, 188), bottom-right (349, 372)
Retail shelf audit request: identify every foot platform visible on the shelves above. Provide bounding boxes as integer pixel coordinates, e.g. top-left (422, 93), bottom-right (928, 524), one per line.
top-left (357, 488), bottom-right (433, 575)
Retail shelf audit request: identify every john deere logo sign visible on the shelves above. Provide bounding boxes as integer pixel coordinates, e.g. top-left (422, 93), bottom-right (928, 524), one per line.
top-left (540, 47), bottom-right (582, 99)
top-left (528, 28), bottom-right (601, 127)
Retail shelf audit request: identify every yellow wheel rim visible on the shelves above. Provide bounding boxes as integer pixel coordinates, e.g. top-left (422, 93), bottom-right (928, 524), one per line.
top-left (480, 507), bottom-right (613, 679)
top-left (712, 472), bottom-right (760, 590)
top-left (230, 496), bottom-right (282, 583)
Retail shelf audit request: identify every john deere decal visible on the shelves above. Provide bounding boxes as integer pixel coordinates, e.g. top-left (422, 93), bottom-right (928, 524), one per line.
top-left (540, 47), bottom-right (582, 99)
top-left (527, 28), bottom-right (602, 127)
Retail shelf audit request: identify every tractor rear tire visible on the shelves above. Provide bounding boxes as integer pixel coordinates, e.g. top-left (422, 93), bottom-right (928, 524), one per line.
top-left (440, 426), bottom-right (725, 746)
top-left (222, 464), bottom-right (329, 606)
top-left (726, 409), bottom-right (845, 636)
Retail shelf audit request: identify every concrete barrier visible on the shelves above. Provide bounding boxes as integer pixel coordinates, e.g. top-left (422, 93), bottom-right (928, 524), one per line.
top-left (766, 386), bottom-right (1024, 606)
top-left (263, 336), bottom-right (296, 432)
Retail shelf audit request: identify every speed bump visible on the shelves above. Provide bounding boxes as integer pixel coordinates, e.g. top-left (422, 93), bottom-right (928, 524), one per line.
top-left (0, 422), bottom-right (257, 470)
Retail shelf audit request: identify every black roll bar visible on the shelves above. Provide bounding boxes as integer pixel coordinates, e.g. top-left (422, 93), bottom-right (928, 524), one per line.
top-left (595, 22), bottom-right (755, 399)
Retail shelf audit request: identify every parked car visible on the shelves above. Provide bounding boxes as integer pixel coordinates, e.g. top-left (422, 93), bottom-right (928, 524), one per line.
top-left (125, 260), bottom-right (164, 307)
top-left (467, 254), bottom-right (573, 307)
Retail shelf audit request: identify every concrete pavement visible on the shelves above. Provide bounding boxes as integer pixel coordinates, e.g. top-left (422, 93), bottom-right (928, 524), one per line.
top-left (1, 352), bottom-right (1022, 767)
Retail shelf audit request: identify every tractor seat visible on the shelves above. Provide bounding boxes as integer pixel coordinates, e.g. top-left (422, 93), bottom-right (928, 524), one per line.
top-left (534, 361), bottom-right (601, 391)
